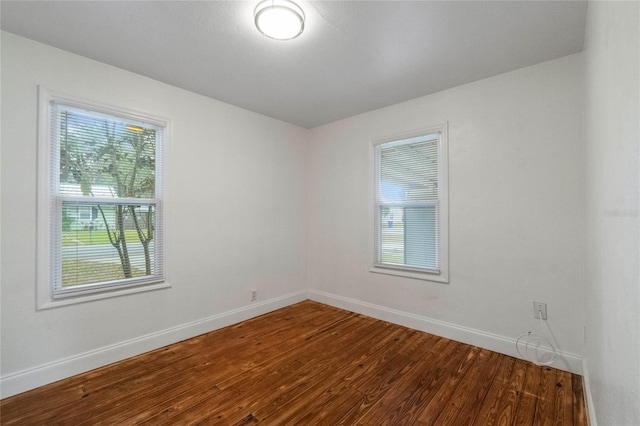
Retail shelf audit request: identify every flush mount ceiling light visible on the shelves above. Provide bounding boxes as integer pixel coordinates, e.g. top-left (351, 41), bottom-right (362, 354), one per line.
top-left (254, 0), bottom-right (305, 41)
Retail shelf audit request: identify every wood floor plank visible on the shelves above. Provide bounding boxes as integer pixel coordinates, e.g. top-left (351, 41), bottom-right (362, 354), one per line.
top-left (333, 334), bottom-right (441, 425)
top-left (572, 373), bottom-right (587, 425)
top-left (221, 321), bottom-right (412, 425)
top-left (150, 314), bottom-right (381, 425)
top-left (555, 370), bottom-right (574, 425)
top-left (259, 329), bottom-right (430, 425)
top-left (133, 311), bottom-right (372, 425)
top-left (513, 360), bottom-right (543, 426)
top-left (434, 349), bottom-right (502, 425)
top-left (535, 366), bottom-right (559, 426)
top-left (353, 338), bottom-right (473, 425)
top-left (55, 304), bottom-right (352, 425)
top-left (412, 345), bottom-right (482, 425)
top-left (471, 355), bottom-right (517, 425)
top-left (0, 301), bottom-right (588, 426)
top-left (494, 359), bottom-right (529, 426)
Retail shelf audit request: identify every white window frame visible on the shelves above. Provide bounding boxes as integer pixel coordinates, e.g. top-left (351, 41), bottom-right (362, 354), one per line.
top-left (370, 123), bottom-right (449, 283)
top-left (37, 87), bottom-right (170, 309)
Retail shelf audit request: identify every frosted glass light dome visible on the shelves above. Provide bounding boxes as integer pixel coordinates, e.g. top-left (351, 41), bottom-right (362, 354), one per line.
top-left (254, 0), bottom-right (305, 40)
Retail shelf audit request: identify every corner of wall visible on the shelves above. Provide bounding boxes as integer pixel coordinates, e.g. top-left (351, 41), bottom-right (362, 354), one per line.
top-left (308, 289), bottom-right (584, 375)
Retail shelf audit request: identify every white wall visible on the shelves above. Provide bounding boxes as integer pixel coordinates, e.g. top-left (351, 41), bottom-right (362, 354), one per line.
top-left (0, 32), bottom-right (308, 397)
top-left (306, 54), bottom-right (586, 372)
top-left (583, 1), bottom-right (640, 424)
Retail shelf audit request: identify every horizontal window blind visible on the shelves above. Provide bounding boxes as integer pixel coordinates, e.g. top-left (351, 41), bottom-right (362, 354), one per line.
top-left (375, 133), bottom-right (440, 273)
top-left (49, 101), bottom-right (164, 297)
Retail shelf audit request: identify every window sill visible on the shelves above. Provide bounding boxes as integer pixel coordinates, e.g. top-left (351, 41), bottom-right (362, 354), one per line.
top-left (369, 266), bottom-right (449, 283)
top-left (37, 281), bottom-right (171, 310)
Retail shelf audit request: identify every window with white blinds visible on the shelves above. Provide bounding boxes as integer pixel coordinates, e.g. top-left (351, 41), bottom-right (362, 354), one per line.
top-left (37, 88), bottom-right (168, 306)
top-left (372, 125), bottom-right (448, 282)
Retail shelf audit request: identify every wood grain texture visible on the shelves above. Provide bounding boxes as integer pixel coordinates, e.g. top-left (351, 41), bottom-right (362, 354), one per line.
top-left (0, 301), bottom-right (588, 425)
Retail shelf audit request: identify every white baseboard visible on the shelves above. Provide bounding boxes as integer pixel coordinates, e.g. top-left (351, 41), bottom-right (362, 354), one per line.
top-left (581, 358), bottom-right (597, 425)
top-left (0, 290), bottom-right (307, 399)
top-left (308, 289), bottom-right (583, 375)
top-left (1, 289), bottom-right (585, 400)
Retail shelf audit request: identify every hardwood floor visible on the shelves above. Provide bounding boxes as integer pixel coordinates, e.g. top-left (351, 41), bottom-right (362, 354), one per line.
top-left (1, 301), bottom-right (587, 425)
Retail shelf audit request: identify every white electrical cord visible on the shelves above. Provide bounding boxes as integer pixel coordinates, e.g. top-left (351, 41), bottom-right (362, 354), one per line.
top-left (515, 310), bottom-right (557, 366)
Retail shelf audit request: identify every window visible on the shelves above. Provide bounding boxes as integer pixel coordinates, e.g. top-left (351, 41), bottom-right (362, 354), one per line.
top-left (37, 88), bottom-right (169, 308)
top-left (371, 125), bottom-right (448, 282)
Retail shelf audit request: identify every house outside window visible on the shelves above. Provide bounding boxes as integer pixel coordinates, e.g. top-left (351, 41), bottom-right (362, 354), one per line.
top-left (37, 88), bottom-right (169, 308)
top-left (371, 124), bottom-right (449, 283)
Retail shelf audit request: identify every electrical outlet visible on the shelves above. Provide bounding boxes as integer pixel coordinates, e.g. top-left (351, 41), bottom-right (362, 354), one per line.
top-left (533, 302), bottom-right (547, 320)
top-left (251, 289), bottom-right (257, 301)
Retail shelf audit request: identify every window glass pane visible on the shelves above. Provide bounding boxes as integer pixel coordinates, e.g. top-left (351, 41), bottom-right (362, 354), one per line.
top-left (380, 138), bottom-right (438, 202)
top-left (404, 206), bottom-right (438, 268)
top-left (60, 202), bottom-right (157, 288)
top-left (380, 206), bottom-right (438, 269)
top-left (56, 105), bottom-right (158, 199)
top-left (380, 207), bottom-right (405, 264)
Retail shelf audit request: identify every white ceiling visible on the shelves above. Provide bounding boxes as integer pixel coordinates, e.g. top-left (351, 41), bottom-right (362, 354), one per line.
top-left (0, 1), bottom-right (587, 128)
